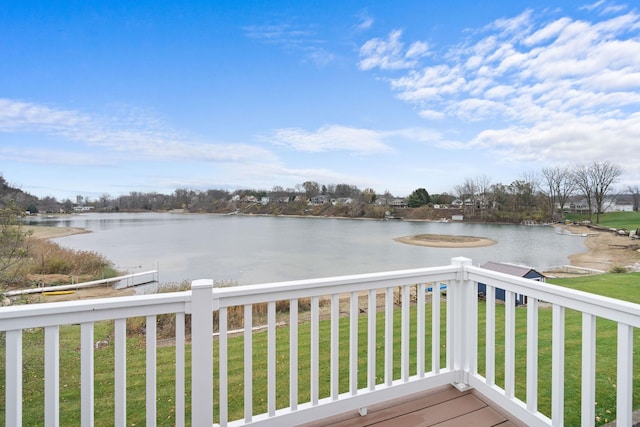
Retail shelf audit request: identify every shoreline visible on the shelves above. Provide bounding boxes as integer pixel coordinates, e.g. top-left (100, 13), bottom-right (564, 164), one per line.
top-left (562, 224), bottom-right (640, 272)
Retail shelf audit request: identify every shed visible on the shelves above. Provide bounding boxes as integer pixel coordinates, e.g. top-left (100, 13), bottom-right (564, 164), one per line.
top-left (478, 261), bottom-right (545, 305)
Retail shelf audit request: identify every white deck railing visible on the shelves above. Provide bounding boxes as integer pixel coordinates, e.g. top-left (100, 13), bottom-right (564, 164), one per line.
top-left (1, 257), bottom-right (638, 426)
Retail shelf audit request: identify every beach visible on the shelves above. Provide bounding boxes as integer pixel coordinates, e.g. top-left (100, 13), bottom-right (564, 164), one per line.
top-left (564, 224), bottom-right (640, 272)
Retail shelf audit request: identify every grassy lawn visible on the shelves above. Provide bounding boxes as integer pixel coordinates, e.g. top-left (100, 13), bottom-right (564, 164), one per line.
top-left (565, 211), bottom-right (640, 230)
top-left (1, 274), bottom-right (638, 426)
top-left (544, 272), bottom-right (640, 425)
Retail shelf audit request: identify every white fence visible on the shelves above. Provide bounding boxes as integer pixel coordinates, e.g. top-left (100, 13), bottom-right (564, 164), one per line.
top-left (1, 257), bottom-right (638, 426)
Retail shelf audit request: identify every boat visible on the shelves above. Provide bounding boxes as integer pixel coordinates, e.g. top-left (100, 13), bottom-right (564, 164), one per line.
top-left (42, 290), bottom-right (76, 296)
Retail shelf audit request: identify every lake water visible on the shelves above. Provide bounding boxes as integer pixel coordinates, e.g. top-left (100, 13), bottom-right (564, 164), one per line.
top-left (28, 213), bottom-right (587, 286)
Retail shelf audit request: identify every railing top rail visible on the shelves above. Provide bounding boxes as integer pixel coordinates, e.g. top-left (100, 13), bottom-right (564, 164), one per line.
top-left (208, 265), bottom-right (459, 306)
top-left (0, 291), bottom-right (191, 331)
top-left (467, 265), bottom-right (640, 327)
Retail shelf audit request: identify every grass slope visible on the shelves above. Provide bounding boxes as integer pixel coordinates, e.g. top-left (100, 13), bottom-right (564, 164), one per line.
top-left (566, 211), bottom-right (640, 230)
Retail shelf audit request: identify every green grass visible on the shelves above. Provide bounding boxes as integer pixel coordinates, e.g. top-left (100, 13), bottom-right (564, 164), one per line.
top-left (1, 276), bottom-right (639, 426)
top-left (0, 304), bottom-right (448, 426)
top-left (544, 273), bottom-right (640, 425)
top-left (475, 300), bottom-right (639, 426)
top-left (548, 271), bottom-right (640, 303)
top-left (566, 211), bottom-right (640, 230)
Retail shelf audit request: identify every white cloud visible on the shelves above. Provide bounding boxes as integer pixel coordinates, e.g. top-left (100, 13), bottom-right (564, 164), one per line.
top-left (305, 47), bottom-right (336, 67)
top-left (484, 84), bottom-right (515, 99)
top-left (268, 125), bottom-right (444, 154)
top-left (243, 24), bottom-right (315, 45)
top-left (0, 99), bottom-right (88, 132)
top-left (406, 41), bottom-right (429, 58)
top-left (364, 5), bottom-right (640, 166)
top-left (269, 125), bottom-right (392, 153)
top-left (487, 9), bottom-right (534, 37)
top-left (243, 23), bottom-right (334, 66)
top-left (581, 0), bottom-right (607, 12)
top-left (470, 113), bottom-right (640, 165)
top-left (356, 14), bottom-right (374, 31)
top-left (391, 65), bottom-right (466, 101)
top-left (581, 0), bottom-right (628, 15)
top-left (0, 146), bottom-right (116, 166)
top-left (524, 17), bottom-right (573, 46)
top-left (419, 109), bottom-right (445, 120)
top-left (358, 30), bottom-right (429, 70)
top-left (0, 98), bottom-right (275, 164)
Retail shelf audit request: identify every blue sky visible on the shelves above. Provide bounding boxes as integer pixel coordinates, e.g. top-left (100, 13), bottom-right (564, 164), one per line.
top-left (1, 0), bottom-right (639, 201)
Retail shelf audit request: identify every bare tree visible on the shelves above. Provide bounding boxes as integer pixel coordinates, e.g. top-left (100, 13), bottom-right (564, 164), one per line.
top-left (302, 181), bottom-right (320, 198)
top-left (590, 161), bottom-right (623, 223)
top-left (362, 188), bottom-right (376, 204)
top-left (574, 162), bottom-right (622, 224)
top-left (475, 174), bottom-right (491, 210)
top-left (628, 185), bottom-right (640, 212)
top-left (555, 167), bottom-right (576, 217)
top-left (0, 202), bottom-right (32, 287)
top-left (455, 177), bottom-right (478, 215)
top-left (99, 193), bottom-right (112, 210)
top-left (573, 164), bottom-right (594, 221)
top-left (540, 167), bottom-right (559, 219)
top-left (541, 167), bottom-right (575, 220)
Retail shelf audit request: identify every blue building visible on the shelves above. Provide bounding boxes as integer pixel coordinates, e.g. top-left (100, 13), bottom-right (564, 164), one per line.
top-left (478, 261), bottom-right (546, 305)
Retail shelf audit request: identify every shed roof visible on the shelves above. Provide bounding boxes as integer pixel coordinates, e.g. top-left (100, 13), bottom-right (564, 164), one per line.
top-left (480, 261), bottom-right (545, 279)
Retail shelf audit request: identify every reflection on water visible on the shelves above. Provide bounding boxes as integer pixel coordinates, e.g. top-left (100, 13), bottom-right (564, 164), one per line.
top-left (26, 213), bottom-right (587, 286)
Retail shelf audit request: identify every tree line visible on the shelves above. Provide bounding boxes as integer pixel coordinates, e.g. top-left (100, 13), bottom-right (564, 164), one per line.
top-left (0, 161), bottom-right (631, 224)
top-left (450, 161), bottom-right (626, 224)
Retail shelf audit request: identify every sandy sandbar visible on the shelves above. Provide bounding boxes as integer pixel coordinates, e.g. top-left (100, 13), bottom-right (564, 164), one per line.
top-left (394, 233), bottom-right (497, 248)
top-left (26, 225), bottom-right (90, 239)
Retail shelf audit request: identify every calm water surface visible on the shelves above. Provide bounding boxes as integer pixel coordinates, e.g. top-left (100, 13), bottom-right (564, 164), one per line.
top-left (28, 213), bottom-right (587, 286)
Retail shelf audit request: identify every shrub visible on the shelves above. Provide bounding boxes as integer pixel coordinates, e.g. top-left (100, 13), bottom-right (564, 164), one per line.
top-left (608, 265), bottom-right (628, 273)
top-left (26, 239), bottom-right (112, 277)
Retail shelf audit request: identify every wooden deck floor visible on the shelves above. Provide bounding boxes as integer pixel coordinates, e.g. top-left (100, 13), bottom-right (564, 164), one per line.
top-left (300, 385), bottom-right (527, 427)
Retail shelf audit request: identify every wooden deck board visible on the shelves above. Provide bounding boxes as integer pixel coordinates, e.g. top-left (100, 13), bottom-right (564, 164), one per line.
top-left (300, 385), bottom-right (526, 427)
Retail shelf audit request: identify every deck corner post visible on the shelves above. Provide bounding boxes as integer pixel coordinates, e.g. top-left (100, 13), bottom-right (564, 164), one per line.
top-left (191, 279), bottom-right (214, 427)
top-left (451, 257), bottom-right (472, 279)
top-left (450, 257), bottom-right (473, 390)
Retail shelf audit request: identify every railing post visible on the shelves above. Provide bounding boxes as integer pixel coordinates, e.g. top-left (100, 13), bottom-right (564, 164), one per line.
top-left (451, 257), bottom-right (473, 391)
top-left (191, 279), bottom-right (214, 427)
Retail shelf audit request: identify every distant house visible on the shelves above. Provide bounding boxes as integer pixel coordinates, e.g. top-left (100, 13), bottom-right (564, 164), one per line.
top-left (333, 198), bottom-right (352, 205)
top-left (241, 195), bottom-right (259, 203)
top-left (478, 261), bottom-right (545, 305)
top-left (601, 198), bottom-right (634, 213)
top-left (309, 195), bottom-right (331, 205)
top-left (564, 197), bottom-right (634, 214)
top-left (390, 198), bottom-right (408, 208)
